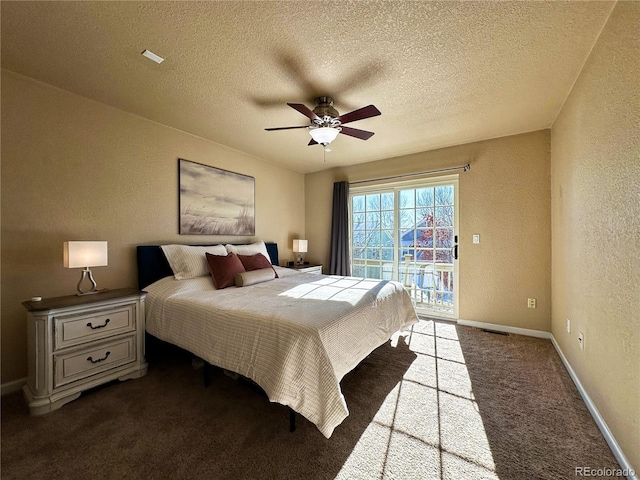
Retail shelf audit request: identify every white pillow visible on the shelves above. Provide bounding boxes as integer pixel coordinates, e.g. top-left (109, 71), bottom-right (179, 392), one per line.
top-left (224, 241), bottom-right (271, 263)
top-left (161, 244), bottom-right (227, 280)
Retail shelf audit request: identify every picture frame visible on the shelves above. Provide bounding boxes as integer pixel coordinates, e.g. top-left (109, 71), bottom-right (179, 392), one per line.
top-left (178, 159), bottom-right (255, 235)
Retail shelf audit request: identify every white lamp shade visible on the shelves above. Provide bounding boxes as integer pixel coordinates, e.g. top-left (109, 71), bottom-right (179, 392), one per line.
top-left (63, 241), bottom-right (108, 268)
top-left (309, 127), bottom-right (340, 145)
top-left (292, 239), bottom-right (308, 253)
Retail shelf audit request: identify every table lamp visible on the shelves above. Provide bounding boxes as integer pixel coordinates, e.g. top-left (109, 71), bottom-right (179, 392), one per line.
top-left (63, 241), bottom-right (108, 295)
top-left (293, 239), bottom-right (308, 266)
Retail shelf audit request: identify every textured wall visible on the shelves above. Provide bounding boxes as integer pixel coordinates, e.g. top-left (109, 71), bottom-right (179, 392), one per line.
top-left (1, 71), bottom-right (305, 383)
top-left (550, 1), bottom-right (639, 470)
top-left (305, 130), bottom-right (551, 331)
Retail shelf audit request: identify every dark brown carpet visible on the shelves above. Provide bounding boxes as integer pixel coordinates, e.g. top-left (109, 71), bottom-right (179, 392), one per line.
top-left (1, 320), bottom-right (621, 479)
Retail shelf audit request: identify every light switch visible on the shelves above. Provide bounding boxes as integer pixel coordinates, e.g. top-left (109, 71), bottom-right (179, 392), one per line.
top-left (472, 234), bottom-right (480, 244)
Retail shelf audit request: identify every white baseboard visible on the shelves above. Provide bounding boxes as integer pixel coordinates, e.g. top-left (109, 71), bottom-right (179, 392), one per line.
top-left (457, 318), bottom-right (552, 339)
top-left (1, 377), bottom-right (26, 397)
top-left (550, 336), bottom-right (638, 480)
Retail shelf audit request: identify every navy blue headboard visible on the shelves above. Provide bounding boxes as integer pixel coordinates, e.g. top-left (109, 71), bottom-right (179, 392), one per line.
top-left (137, 242), bottom-right (279, 290)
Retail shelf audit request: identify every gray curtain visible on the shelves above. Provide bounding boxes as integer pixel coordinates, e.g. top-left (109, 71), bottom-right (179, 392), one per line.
top-left (329, 181), bottom-right (351, 276)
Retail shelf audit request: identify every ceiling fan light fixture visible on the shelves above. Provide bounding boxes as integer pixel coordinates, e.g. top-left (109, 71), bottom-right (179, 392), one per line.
top-left (309, 127), bottom-right (340, 145)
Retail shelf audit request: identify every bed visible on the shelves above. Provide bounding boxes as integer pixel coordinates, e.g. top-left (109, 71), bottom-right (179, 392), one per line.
top-left (137, 241), bottom-right (418, 438)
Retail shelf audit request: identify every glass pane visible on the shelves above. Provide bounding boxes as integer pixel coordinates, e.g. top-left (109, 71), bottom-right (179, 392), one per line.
top-left (366, 194), bottom-right (380, 211)
top-left (381, 248), bottom-right (394, 261)
top-left (352, 196), bottom-right (365, 212)
top-left (415, 248), bottom-right (432, 261)
top-left (352, 213), bottom-right (366, 229)
top-left (416, 188), bottom-right (434, 207)
top-left (366, 248), bottom-right (381, 260)
top-left (417, 208), bottom-right (433, 228)
top-left (352, 265), bottom-right (365, 277)
top-left (381, 210), bottom-right (394, 229)
top-left (399, 189), bottom-right (415, 209)
top-left (366, 230), bottom-right (381, 246)
top-left (435, 185), bottom-right (454, 206)
top-left (420, 287), bottom-right (434, 302)
top-left (414, 268), bottom-right (432, 289)
top-left (435, 206), bottom-right (453, 227)
top-left (353, 230), bottom-right (366, 245)
top-left (381, 230), bottom-right (394, 247)
top-left (381, 192), bottom-right (394, 210)
top-left (416, 228), bottom-right (433, 247)
top-left (399, 249), bottom-right (414, 262)
top-left (398, 264), bottom-right (411, 284)
top-left (435, 249), bottom-right (452, 263)
top-left (352, 248), bottom-right (365, 259)
top-left (441, 271), bottom-right (453, 291)
top-left (366, 212), bottom-right (380, 230)
top-left (366, 266), bottom-right (381, 279)
top-left (436, 228), bottom-right (454, 248)
top-left (381, 268), bottom-right (394, 281)
top-left (401, 230), bottom-right (416, 248)
top-left (400, 209), bottom-right (415, 229)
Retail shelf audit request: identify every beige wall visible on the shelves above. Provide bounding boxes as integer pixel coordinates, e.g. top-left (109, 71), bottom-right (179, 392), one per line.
top-left (1, 70), bottom-right (305, 383)
top-left (550, 1), bottom-right (639, 471)
top-left (305, 130), bottom-right (551, 331)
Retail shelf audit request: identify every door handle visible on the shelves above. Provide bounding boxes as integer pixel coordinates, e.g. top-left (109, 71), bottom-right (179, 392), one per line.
top-left (452, 235), bottom-right (459, 260)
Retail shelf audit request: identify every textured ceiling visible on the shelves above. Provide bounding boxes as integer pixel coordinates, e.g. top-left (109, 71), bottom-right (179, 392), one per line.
top-left (1, 1), bottom-right (614, 173)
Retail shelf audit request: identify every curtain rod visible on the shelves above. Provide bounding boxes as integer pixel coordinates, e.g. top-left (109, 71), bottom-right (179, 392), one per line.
top-left (348, 163), bottom-right (470, 186)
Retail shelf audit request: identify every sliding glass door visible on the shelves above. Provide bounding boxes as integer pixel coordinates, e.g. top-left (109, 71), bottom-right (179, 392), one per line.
top-left (350, 176), bottom-right (459, 318)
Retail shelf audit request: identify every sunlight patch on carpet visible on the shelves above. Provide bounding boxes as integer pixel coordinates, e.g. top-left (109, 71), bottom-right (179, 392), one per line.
top-left (335, 422), bottom-right (391, 480)
top-left (336, 319), bottom-right (499, 479)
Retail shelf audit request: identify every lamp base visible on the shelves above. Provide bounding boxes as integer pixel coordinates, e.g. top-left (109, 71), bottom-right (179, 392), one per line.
top-left (76, 268), bottom-right (108, 296)
top-left (76, 288), bottom-right (109, 297)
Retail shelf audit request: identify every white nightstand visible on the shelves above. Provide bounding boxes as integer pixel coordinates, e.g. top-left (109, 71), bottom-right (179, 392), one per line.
top-left (287, 264), bottom-right (323, 274)
top-left (22, 288), bottom-right (147, 415)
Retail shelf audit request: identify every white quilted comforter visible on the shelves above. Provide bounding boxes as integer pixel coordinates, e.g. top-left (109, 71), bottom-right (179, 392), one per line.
top-left (144, 268), bottom-right (418, 438)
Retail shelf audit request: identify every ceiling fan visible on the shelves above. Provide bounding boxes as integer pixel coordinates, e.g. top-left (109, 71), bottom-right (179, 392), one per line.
top-left (265, 96), bottom-right (381, 151)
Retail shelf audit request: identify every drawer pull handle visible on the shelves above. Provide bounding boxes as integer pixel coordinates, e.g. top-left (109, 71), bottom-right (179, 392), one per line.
top-left (87, 351), bottom-right (111, 364)
top-left (87, 318), bottom-right (110, 330)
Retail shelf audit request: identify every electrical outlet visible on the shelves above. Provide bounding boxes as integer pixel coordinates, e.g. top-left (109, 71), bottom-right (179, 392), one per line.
top-left (527, 298), bottom-right (536, 309)
top-left (472, 234), bottom-right (480, 244)
top-left (566, 318), bottom-right (571, 333)
top-left (578, 332), bottom-right (584, 350)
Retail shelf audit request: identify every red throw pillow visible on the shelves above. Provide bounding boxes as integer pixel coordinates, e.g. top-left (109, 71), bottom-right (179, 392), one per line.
top-left (205, 252), bottom-right (246, 289)
top-left (238, 254), bottom-right (278, 278)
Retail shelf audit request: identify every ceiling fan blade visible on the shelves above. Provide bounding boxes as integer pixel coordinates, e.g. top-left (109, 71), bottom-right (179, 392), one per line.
top-left (337, 105), bottom-right (381, 125)
top-left (287, 103), bottom-right (321, 121)
top-left (308, 138), bottom-right (318, 146)
top-left (265, 126), bottom-right (309, 131)
top-left (339, 126), bottom-right (375, 140)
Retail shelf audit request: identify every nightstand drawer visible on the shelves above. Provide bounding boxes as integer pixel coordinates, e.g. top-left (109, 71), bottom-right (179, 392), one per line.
top-left (297, 265), bottom-right (322, 274)
top-left (286, 264), bottom-right (323, 274)
top-left (54, 335), bottom-right (136, 388)
top-left (54, 305), bottom-right (134, 350)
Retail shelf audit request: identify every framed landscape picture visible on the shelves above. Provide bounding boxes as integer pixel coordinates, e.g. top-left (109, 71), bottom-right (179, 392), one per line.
top-left (179, 159), bottom-right (255, 235)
